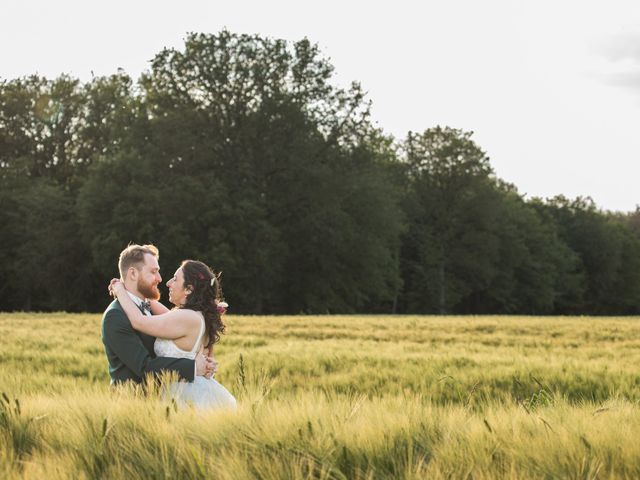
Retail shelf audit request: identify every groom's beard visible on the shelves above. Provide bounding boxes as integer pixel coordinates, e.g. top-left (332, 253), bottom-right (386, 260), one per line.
top-left (138, 278), bottom-right (161, 301)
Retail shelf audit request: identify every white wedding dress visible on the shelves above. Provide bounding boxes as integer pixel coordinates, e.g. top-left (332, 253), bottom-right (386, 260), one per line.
top-left (154, 313), bottom-right (237, 410)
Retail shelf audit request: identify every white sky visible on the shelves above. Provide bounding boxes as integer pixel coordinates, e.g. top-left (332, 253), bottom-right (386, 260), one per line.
top-left (3, 0), bottom-right (640, 211)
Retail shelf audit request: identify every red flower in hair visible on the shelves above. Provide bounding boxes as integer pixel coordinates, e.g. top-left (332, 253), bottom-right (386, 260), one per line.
top-left (217, 301), bottom-right (229, 315)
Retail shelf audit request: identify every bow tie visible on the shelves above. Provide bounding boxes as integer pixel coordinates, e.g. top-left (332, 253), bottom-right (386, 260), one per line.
top-left (140, 300), bottom-right (151, 313)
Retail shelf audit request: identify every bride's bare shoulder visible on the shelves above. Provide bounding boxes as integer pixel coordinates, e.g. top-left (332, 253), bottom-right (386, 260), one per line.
top-left (165, 308), bottom-right (201, 326)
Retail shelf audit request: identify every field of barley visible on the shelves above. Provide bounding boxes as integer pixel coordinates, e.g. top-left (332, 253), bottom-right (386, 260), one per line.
top-left (2, 313), bottom-right (640, 479)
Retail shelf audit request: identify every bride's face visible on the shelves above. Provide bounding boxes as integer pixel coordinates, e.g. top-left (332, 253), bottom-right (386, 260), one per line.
top-left (167, 267), bottom-right (190, 306)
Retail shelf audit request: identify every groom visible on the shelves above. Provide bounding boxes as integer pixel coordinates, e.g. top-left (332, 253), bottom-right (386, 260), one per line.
top-left (102, 244), bottom-right (214, 385)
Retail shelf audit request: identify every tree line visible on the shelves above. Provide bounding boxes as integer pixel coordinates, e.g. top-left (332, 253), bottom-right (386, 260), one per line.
top-left (2, 31), bottom-right (639, 315)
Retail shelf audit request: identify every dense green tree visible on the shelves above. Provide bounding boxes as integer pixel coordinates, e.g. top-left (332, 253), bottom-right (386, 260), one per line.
top-left (0, 178), bottom-right (92, 310)
top-left (0, 76), bottom-right (109, 310)
top-left (76, 31), bottom-right (403, 314)
top-left (476, 192), bottom-right (584, 314)
top-left (536, 197), bottom-right (640, 314)
top-left (397, 128), bottom-right (593, 315)
top-left (520, 198), bottom-right (586, 313)
top-left (0, 76), bottom-right (87, 185)
top-left (399, 127), bottom-right (504, 313)
top-left (617, 207), bottom-right (640, 239)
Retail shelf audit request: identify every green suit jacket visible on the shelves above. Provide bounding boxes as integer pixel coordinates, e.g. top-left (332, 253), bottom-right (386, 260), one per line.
top-left (101, 299), bottom-right (195, 384)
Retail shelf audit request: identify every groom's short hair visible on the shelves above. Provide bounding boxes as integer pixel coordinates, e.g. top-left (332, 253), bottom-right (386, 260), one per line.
top-left (118, 244), bottom-right (159, 279)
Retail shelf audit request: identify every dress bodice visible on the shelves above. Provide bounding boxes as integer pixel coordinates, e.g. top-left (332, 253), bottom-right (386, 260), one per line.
top-left (154, 312), bottom-right (205, 360)
top-left (152, 311), bottom-right (237, 410)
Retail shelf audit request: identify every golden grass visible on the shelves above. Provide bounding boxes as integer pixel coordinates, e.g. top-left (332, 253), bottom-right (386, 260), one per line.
top-left (2, 313), bottom-right (640, 478)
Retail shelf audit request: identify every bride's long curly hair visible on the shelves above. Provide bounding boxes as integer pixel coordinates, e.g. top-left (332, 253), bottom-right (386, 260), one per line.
top-left (179, 260), bottom-right (226, 351)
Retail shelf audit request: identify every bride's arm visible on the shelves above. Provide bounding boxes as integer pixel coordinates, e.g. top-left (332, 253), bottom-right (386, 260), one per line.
top-left (150, 300), bottom-right (170, 315)
top-left (109, 280), bottom-right (170, 316)
top-left (112, 281), bottom-right (199, 340)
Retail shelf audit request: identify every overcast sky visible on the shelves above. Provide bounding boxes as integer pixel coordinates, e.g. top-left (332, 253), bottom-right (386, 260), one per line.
top-left (3, 0), bottom-right (640, 211)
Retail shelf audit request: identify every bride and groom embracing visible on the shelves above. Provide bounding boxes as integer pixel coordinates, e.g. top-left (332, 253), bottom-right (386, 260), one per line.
top-left (101, 244), bottom-right (236, 410)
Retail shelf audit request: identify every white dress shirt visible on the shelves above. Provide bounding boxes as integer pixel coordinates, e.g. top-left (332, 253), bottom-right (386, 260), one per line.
top-left (126, 291), bottom-right (152, 316)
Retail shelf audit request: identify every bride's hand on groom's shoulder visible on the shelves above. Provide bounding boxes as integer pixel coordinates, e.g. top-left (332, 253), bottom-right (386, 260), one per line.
top-left (107, 278), bottom-right (123, 297)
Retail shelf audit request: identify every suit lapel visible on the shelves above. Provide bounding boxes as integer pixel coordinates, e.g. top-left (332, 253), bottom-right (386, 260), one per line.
top-left (114, 300), bottom-right (157, 356)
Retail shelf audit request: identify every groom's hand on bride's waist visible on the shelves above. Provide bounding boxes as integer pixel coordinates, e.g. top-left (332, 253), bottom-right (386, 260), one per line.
top-left (196, 352), bottom-right (218, 379)
top-left (208, 357), bottom-right (219, 378)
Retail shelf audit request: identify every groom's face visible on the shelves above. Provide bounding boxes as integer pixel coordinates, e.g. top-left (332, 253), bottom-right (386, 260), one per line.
top-left (137, 253), bottom-right (162, 301)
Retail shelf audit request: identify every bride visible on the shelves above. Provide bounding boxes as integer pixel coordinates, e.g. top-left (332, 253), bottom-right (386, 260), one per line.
top-left (111, 260), bottom-right (237, 410)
